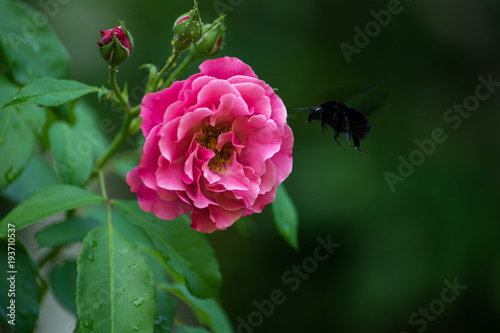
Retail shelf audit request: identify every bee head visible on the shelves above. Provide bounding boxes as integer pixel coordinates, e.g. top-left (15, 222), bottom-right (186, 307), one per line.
top-left (306, 106), bottom-right (322, 123)
top-left (294, 106), bottom-right (322, 123)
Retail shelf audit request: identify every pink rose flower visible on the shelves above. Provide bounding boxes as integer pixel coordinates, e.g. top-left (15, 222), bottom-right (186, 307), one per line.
top-left (127, 57), bottom-right (293, 232)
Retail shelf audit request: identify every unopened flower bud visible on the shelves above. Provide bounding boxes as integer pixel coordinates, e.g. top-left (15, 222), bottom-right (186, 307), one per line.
top-left (172, 1), bottom-right (202, 51)
top-left (97, 23), bottom-right (134, 66)
top-left (190, 15), bottom-right (224, 58)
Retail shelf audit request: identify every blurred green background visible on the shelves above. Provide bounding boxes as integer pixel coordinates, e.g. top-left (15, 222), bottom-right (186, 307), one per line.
top-left (24, 0), bottom-right (500, 331)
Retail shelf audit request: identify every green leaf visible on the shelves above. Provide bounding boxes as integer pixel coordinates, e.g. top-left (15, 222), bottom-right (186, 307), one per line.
top-left (86, 207), bottom-right (157, 253)
top-left (114, 200), bottom-right (221, 299)
top-left (76, 225), bottom-right (156, 333)
top-left (35, 216), bottom-right (101, 247)
top-left (49, 121), bottom-right (93, 186)
top-left (51, 260), bottom-right (77, 314)
top-left (1, 155), bottom-right (59, 203)
top-left (160, 283), bottom-right (233, 333)
top-left (176, 325), bottom-right (211, 333)
top-left (3, 78), bottom-right (100, 108)
top-left (143, 252), bottom-right (176, 333)
top-left (0, 238), bottom-right (39, 332)
top-left (0, 73), bottom-right (18, 106)
top-left (0, 74), bottom-right (46, 191)
top-left (0, 184), bottom-right (104, 238)
top-left (0, 103), bottom-right (46, 190)
top-left (0, 0), bottom-right (70, 84)
top-left (154, 288), bottom-right (176, 333)
top-left (272, 184), bottom-right (299, 251)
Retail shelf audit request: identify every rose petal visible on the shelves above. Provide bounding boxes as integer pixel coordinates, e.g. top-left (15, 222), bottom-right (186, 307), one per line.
top-left (156, 156), bottom-right (187, 191)
top-left (210, 94), bottom-right (251, 126)
top-left (199, 56), bottom-right (257, 80)
top-left (232, 166), bottom-right (261, 207)
top-left (270, 125), bottom-right (294, 185)
top-left (152, 196), bottom-right (191, 220)
top-left (140, 80), bottom-right (184, 137)
top-left (178, 107), bottom-right (213, 141)
top-left (210, 205), bottom-right (245, 230)
top-left (191, 79), bottom-right (240, 112)
top-left (138, 125), bottom-right (162, 189)
top-left (127, 166), bottom-right (158, 212)
top-left (190, 208), bottom-right (217, 233)
top-left (232, 115), bottom-right (282, 176)
top-left (228, 76), bottom-right (288, 133)
top-left (232, 82), bottom-right (271, 118)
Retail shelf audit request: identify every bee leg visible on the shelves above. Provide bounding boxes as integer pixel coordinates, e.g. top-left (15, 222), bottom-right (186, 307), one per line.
top-left (352, 135), bottom-right (360, 149)
top-left (345, 131), bottom-right (351, 145)
top-left (334, 132), bottom-right (342, 146)
top-left (353, 135), bottom-right (369, 154)
top-left (341, 110), bottom-right (352, 143)
top-left (321, 120), bottom-right (327, 135)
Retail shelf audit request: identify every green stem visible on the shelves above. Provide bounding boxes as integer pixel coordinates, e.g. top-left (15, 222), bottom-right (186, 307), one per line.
top-left (131, 104), bottom-right (141, 117)
top-left (84, 66), bottom-right (139, 186)
top-left (161, 51), bottom-right (198, 90)
top-left (151, 48), bottom-right (182, 92)
top-left (109, 65), bottom-right (132, 114)
top-left (38, 246), bottom-right (62, 268)
top-left (99, 171), bottom-right (109, 202)
top-left (99, 171), bottom-right (112, 226)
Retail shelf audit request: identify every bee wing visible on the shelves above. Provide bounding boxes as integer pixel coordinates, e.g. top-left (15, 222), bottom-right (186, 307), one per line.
top-left (343, 83), bottom-right (387, 116)
top-left (345, 106), bottom-right (371, 140)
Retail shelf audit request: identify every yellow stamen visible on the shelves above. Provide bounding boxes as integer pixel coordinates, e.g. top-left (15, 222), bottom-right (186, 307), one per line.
top-left (195, 125), bottom-right (234, 170)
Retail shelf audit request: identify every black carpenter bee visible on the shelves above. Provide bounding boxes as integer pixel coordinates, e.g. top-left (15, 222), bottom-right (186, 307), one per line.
top-left (295, 101), bottom-right (372, 152)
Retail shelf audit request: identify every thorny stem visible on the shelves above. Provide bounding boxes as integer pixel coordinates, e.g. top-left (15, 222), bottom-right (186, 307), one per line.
top-left (85, 66), bottom-right (137, 184)
top-left (161, 51), bottom-right (198, 90)
top-left (109, 65), bottom-right (132, 115)
top-left (87, 48), bottom-right (196, 185)
top-left (151, 48), bottom-right (182, 92)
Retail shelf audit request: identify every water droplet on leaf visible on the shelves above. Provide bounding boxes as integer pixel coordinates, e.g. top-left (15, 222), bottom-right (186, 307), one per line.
top-left (155, 315), bottom-right (170, 330)
top-left (132, 298), bottom-right (145, 307)
top-left (83, 318), bottom-right (94, 330)
top-left (160, 252), bottom-right (170, 261)
top-left (87, 254), bottom-right (94, 262)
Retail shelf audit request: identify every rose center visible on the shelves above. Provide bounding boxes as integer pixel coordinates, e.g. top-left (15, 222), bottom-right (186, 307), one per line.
top-left (195, 125), bottom-right (234, 170)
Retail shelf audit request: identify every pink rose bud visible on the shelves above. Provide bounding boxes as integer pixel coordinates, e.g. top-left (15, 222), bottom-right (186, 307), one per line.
top-left (190, 15), bottom-right (225, 58)
top-left (97, 23), bottom-right (134, 66)
top-left (172, 1), bottom-right (202, 51)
